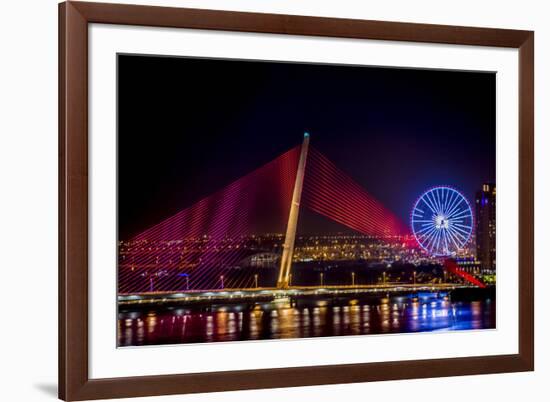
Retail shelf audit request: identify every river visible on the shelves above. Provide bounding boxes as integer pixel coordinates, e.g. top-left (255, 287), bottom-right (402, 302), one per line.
top-left (118, 290), bottom-right (495, 346)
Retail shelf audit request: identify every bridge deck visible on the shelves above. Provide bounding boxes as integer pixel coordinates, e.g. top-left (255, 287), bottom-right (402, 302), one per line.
top-left (118, 283), bottom-right (482, 307)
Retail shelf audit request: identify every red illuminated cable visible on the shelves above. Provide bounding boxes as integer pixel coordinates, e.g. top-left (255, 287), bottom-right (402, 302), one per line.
top-left (119, 147), bottom-right (299, 292)
top-left (444, 259), bottom-right (486, 288)
top-left (303, 148), bottom-right (408, 236)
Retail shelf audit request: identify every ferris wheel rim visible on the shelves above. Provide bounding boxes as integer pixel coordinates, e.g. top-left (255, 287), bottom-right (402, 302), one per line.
top-left (410, 185), bottom-right (473, 257)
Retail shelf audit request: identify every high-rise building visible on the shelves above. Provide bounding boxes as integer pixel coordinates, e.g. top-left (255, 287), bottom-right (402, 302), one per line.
top-left (475, 183), bottom-right (496, 273)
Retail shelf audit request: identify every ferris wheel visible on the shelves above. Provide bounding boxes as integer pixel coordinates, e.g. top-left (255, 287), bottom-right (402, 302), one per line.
top-left (410, 186), bottom-right (473, 257)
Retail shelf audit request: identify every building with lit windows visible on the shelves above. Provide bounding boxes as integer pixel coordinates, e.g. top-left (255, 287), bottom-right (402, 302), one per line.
top-left (475, 183), bottom-right (496, 273)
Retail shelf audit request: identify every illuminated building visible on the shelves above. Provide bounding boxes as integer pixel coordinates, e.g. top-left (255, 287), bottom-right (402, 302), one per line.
top-left (475, 183), bottom-right (496, 273)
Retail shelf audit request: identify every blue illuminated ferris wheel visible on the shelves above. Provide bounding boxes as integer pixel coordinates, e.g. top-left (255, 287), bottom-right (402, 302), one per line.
top-left (410, 186), bottom-right (473, 257)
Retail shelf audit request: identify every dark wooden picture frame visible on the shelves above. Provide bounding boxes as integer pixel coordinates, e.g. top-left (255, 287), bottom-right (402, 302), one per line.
top-left (59, 1), bottom-right (534, 400)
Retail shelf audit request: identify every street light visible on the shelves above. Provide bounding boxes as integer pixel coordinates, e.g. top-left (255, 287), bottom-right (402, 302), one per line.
top-left (413, 270), bottom-right (416, 286)
top-left (178, 273), bottom-right (190, 290)
top-left (220, 275), bottom-right (224, 289)
top-left (351, 272), bottom-right (355, 286)
top-left (320, 272), bottom-right (324, 286)
top-left (254, 273), bottom-right (258, 288)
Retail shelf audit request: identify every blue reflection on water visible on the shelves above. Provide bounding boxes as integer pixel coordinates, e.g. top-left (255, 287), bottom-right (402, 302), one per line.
top-left (118, 294), bottom-right (495, 346)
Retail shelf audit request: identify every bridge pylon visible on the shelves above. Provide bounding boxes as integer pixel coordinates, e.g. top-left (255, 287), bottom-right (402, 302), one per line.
top-left (277, 132), bottom-right (310, 289)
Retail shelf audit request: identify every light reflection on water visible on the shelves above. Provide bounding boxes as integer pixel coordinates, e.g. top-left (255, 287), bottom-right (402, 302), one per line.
top-left (118, 295), bottom-right (496, 347)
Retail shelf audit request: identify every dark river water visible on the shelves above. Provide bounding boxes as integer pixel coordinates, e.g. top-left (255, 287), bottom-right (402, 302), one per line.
top-left (118, 292), bottom-right (496, 347)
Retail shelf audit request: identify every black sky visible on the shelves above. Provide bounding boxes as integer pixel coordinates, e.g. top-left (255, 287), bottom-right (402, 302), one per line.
top-left (118, 54), bottom-right (496, 240)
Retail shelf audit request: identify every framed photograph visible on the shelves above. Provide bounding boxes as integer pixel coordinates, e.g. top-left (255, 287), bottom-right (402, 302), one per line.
top-left (59, 1), bottom-right (534, 400)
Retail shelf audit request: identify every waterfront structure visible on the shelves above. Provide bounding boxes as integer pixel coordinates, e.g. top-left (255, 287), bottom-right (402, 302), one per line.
top-left (475, 183), bottom-right (496, 272)
top-left (455, 257), bottom-right (482, 275)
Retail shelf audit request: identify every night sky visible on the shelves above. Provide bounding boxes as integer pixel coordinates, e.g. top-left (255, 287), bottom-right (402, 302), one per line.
top-left (118, 54), bottom-right (495, 240)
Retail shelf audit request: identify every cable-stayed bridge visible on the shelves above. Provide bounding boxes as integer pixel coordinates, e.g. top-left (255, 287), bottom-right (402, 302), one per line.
top-left (118, 133), bottom-right (483, 298)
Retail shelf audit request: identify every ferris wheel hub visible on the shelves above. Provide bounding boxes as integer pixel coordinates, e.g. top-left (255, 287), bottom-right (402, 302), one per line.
top-left (435, 215), bottom-right (449, 229)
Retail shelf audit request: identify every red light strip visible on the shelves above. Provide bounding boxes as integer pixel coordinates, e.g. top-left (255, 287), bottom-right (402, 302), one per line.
top-left (444, 259), bottom-right (486, 288)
